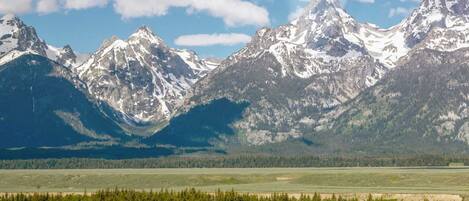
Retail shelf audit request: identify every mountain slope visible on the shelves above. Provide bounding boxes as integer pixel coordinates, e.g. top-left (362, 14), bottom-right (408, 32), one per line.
top-left (144, 98), bottom-right (249, 148)
top-left (320, 48), bottom-right (469, 154)
top-left (76, 27), bottom-right (218, 135)
top-left (0, 55), bottom-right (126, 148)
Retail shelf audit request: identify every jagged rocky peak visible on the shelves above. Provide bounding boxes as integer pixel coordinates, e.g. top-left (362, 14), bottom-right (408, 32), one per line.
top-left (76, 26), bottom-right (218, 130)
top-left (129, 26), bottom-right (164, 44)
top-left (62, 45), bottom-right (75, 56)
top-left (285, 0), bottom-right (362, 54)
top-left (420, 0), bottom-right (468, 14)
top-left (44, 44), bottom-right (86, 68)
top-left (0, 14), bottom-right (47, 57)
top-left (0, 14), bottom-right (23, 26)
top-left (295, 0), bottom-right (345, 21)
top-left (225, 0), bottom-right (376, 80)
top-left (401, 0), bottom-right (469, 49)
top-left (56, 45), bottom-right (77, 66)
top-left (90, 26), bottom-right (166, 58)
top-left (294, 0), bottom-right (357, 28)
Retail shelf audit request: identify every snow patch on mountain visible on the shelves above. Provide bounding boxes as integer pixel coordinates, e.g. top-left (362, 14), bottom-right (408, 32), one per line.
top-left (76, 27), bottom-right (218, 127)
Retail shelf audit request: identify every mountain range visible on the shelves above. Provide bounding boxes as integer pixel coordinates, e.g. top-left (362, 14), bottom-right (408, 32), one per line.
top-left (0, 0), bottom-right (468, 158)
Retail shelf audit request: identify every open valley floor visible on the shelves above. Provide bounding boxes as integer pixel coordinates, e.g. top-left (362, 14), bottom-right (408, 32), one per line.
top-left (1, 167), bottom-right (469, 201)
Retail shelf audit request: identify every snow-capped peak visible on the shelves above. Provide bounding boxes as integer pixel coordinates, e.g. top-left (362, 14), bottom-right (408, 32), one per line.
top-left (292, 0), bottom-right (351, 27)
top-left (132, 26), bottom-right (155, 36)
top-left (0, 14), bottom-right (85, 67)
top-left (129, 26), bottom-right (164, 46)
top-left (76, 26), bottom-right (218, 127)
top-left (397, 0), bottom-right (469, 52)
top-left (0, 14), bottom-right (48, 62)
top-left (309, 0), bottom-right (342, 9)
top-left (301, 0), bottom-right (343, 16)
top-left (226, 0), bottom-right (377, 76)
top-left (0, 14), bottom-right (22, 26)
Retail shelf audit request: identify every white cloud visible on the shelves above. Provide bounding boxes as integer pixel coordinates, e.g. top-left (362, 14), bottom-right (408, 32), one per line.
top-left (35, 0), bottom-right (108, 14)
top-left (355, 0), bottom-right (374, 3)
top-left (113, 0), bottom-right (270, 27)
top-left (174, 33), bottom-right (251, 46)
top-left (37, 0), bottom-right (60, 14)
top-left (2, 0), bottom-right (269, 27)
top-left (113, 0), bottom-right (185, 17)
top-left (388, 6), bottom-right (412, 18)
top-left (63, 0), bottom-right (108, 10)
top-left (400, 0), bottom-right (420, 2)
top-left (0, 0), bottom-right (33, 14)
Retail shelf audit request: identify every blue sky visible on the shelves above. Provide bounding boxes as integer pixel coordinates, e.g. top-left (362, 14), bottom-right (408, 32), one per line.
top-left (2, 0), bottom-right (421, 58)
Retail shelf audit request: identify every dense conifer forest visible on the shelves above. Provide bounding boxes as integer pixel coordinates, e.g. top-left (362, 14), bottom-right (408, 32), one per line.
top-left (0, 155), bottom-right (467, 169)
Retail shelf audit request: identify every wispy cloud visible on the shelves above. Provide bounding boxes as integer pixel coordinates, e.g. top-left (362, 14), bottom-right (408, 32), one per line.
top-left (355, 0), bottom-right (374, 3)
top-left (388, 6), bottom-right (412, 18)
top-left (175, 33), bottom-right (251, 46)
top-left (399, 0), bottom-right (420, 3)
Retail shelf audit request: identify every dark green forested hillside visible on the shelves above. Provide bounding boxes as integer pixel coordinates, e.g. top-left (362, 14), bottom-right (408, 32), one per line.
top-left (0, 55), bottom-right (127, 148)
top-left (320, 49), bottom-right (469, 154)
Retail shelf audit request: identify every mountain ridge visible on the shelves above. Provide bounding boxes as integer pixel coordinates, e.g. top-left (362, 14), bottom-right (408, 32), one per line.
top-left (188, 0), bottom-right (469, 146)
top-left (0, 0), bottom-right (469, 155)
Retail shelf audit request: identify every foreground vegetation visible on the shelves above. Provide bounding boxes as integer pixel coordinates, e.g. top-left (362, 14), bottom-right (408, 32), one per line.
top-left (0, 155), bottom-right (467, 169)
top-left (0, 189), bottom-right (397, 201)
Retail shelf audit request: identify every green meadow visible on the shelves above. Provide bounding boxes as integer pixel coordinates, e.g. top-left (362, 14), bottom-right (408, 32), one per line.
top-left (1, 167), bottom-right (469, 195)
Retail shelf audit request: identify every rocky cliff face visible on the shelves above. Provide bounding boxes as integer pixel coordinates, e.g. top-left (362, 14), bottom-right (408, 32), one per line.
top-left (75, 27), bottom-right (218, 133)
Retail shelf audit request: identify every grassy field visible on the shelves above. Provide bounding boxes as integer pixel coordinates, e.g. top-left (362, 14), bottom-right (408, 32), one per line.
top-left (0, 167), bottom-right (469, 196)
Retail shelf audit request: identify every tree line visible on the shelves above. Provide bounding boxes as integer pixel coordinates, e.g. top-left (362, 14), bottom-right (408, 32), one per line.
top-left (0, 154), bottom-right (467, 169)
top-left (0, 189), bottom-right (397, 201)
